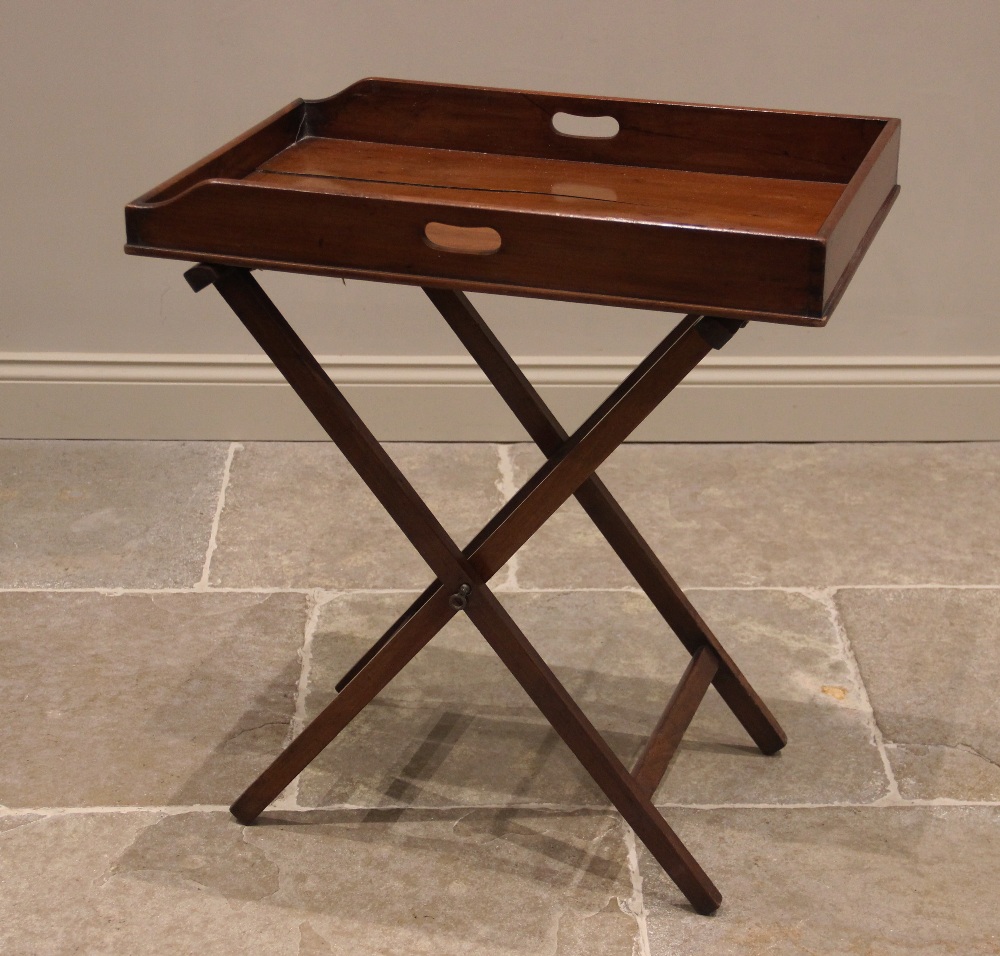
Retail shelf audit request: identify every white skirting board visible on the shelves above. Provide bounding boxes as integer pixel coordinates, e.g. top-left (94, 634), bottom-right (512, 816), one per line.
top-left (1, 353), bottom-right (998, 441)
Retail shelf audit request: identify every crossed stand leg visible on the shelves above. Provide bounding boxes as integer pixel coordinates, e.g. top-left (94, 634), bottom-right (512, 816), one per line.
top-left (185, 264), bottom-right (787, 914)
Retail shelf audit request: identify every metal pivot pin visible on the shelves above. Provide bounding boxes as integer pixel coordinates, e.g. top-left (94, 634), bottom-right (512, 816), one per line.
top-left (448, 583), bottom-right (471, 610)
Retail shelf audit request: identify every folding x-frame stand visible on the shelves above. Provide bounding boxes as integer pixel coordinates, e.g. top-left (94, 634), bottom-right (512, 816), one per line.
top-left (186, 263), bottom-right (787, 914)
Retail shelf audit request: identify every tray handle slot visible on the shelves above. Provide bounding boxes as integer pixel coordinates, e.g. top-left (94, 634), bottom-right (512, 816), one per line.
top-left (551, 111), bottom-right (620, 139)
top-left (424, 222), bottom-right (502, 256)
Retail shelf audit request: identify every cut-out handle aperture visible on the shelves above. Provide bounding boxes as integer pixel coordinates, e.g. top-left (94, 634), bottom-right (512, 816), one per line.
top-left (552, 112), bottom-right (620, 139)
top-left (424, 222), bottom-right (502, 255)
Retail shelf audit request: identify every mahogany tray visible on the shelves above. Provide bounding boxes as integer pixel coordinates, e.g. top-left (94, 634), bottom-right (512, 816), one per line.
top-left (125, 78), bottom-right (900, 325)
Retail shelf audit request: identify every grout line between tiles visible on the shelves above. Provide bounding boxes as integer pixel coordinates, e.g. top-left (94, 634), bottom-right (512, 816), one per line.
top-left (297, 798), bottom-right (1000, 811)
top-left (6, 583), bottom-right (998, 597)
top-left (0, 586), bottom-right (426, 596)
top-left (493, 443), bottom-right (521, 591)
top-left (196, 441), bottom-right (241, 591)
top-left (814, 587), bottom-right (903, 804)
top-left (622, 827), bottom-right (652, 956)
top-left (688, 583), bottom-right (1000, 591)
top-left (273, 589), bottom-right (329, 811)
top-left (5, 798), bottom-right (998, 820)
top-left (0, 805), bottom-right (233, 817)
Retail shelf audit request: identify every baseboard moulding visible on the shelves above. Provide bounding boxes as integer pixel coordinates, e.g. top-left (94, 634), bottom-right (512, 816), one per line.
top-left (1, 352), bottom-right (997, 441)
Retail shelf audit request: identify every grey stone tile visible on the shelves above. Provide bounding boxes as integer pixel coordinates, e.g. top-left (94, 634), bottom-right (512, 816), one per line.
top-left (0, 440), bottom-right (228, 588)
top-left (511, 443), bottom-right (1000, 588)
top-left (837, 588), bottom-right (1000, 801)
top-left (211, 442), bottom-right (506, 589)
top-left (0, 808), bottom-right (637, 955)
top-left (639, 807), bottom-right (1000, 955)
top-left (297, 589), bottom-right (886, 809)
top-left (0, 592), bottom-right (307, 807)
top-left (652, 589), bottom-right (889, 806)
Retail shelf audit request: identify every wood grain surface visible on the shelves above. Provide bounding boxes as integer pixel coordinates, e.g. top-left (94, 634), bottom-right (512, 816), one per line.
top-left (125, 78), bottom-right (900, 324)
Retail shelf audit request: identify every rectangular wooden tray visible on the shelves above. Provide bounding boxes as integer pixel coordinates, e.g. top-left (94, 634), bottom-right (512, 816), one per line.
top-left (125, 78), bottom-right (900, 326)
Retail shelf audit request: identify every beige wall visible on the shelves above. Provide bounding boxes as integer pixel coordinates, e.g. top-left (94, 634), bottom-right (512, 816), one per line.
top-left (2, 1), bottom-right (998, 438)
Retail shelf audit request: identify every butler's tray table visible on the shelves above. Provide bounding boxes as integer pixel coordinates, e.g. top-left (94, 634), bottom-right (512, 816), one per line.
top-left (125, 78), bottom-right (900, 913)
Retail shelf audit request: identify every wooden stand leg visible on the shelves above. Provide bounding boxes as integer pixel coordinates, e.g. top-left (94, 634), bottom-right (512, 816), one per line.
top-left (186, 264), bottom-right (755, 912)
top-left (465, 584), bottom-right (722, 914)
top-left (334, 579), bottom-right (439, 692)
top-left (632, 647), bottom-right (719, 797)
top-left (424, 288), bottom-right (786, 756)
top-left (231, 589), bottom-right (455, 822)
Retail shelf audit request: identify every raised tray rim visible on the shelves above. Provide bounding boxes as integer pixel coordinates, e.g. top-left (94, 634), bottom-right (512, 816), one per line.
top-left (125, 78), bottom-right (901, 326)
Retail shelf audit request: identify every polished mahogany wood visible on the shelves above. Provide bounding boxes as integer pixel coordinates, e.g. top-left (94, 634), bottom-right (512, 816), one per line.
top-left (332, 289), bottom-right (784, 762)
top-left (632, 647), bottom-right (720, 798)
top-left (420, 288), bottom-right (786, 755)
top-left (250, 137), bottom-right (845, 233)
top-left (126, 78), bottom-right (900, 324)
top-left (462, 577), bottom-right (722, 914)
top-left (191, 264), bottom-right (727, 912)
top-left (303, 78), bottom-right (885, 182)
top-left (127, 80), bottom-right (901, 914)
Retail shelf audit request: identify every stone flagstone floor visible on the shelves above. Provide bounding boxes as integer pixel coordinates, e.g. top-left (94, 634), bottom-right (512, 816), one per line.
top-left (0, 440), bottom-right (998, 955)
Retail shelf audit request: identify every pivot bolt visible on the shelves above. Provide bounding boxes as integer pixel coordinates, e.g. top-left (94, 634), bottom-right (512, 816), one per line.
top-left (448, 584), bottom-right (471, 610)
